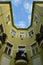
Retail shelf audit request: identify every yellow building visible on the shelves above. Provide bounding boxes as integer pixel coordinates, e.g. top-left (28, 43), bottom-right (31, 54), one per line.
top-left (0, 1), bottom-right (43, 65)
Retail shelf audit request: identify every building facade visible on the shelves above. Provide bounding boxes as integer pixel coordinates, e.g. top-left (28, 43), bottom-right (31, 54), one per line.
top-left (0, 1), bottom-right (43, 65)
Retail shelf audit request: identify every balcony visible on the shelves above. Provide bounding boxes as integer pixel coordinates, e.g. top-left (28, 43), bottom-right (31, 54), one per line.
top-left (0, 24), bottom-right (7, 44)
top-left (0, 33), bottom-right (7, 44)
top-left (36, 33), bottom-right (43, 44)
top-left (0, 24), bottom-right (4, 33)
top-left (15, 51), bottom-right (28, 65)
top-left (36, 24), bottom-right (43, 47)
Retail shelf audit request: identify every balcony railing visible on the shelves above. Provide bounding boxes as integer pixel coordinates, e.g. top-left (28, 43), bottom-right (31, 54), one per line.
top-left (15, 51), bottom-right (28, 65)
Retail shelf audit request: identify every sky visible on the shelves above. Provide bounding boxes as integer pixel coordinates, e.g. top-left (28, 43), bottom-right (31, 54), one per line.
top-left (12, 0), bottom-right (33, 28)
top-left (0, 0), bottom-right (43, 28)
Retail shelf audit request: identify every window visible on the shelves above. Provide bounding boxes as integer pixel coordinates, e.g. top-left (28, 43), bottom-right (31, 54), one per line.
top-left (18, 46), bottom-right (26, 52)
top-left (6, 15), bottom-right (10, 24)
top-left (0, 24), bottom-right (3, 33)
top-left (10, 29), bottom-right (16, 37)
top-left (18, 46), bottom-right (26, 57)
top-left (34, 15), bottom-right (38, 25)
top-left (20, 32), bottom-right (25, 40)
top-left (4, 42), bottom-right (13, 56)
top-left (31, 43), bottom-right (39, 57)
top-left (29, 30), bottom-right (34, 37)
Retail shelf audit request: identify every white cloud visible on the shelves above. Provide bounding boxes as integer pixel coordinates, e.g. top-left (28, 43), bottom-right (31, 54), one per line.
top-left (24, 2), bottom-right (32, 14)
top-left (16, 21), bottom-right (26, 28)
top-left (28, 15), bottom-right (31, 22)
top-left (12, 0), bottom-right (21, 6)
top-left (28, 15), bottom-right (31, 26)
top-left (24, 3), bottom-right (30, 10)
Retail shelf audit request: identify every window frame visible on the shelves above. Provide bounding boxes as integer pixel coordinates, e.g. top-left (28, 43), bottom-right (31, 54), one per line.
top-left (20, 32), bottom-right (25, 39)
top-left (29, 29), bottom-right (34, 37)
top-left (18, 45), bottom-right (26, 53)
top-left (4, 42), bottom-right (13, 56)
top-left (34, 14), bottom-right (38, 25)
top-left (6, 14), bottom-right (10, 24)
top-left (30, 41), bottom-right (39, 57)
top-left (10, 29), bottom-right (16, 37)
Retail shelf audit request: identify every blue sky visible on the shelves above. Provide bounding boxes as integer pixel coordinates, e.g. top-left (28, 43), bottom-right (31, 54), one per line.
top-left (0, 0), bottom-right (42, 28)
top-left (12, 0), bottom-right (33, 28)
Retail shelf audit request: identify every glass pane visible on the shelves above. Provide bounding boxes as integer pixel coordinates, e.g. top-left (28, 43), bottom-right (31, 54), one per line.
top-left (4, 47), bottom-right (8, 53)
top-left (8, 49), bottom-right (11, 55)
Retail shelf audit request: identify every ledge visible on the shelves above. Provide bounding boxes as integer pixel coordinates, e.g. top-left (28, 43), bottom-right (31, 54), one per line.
top-left (15, 59), bottom-right (28, 65)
